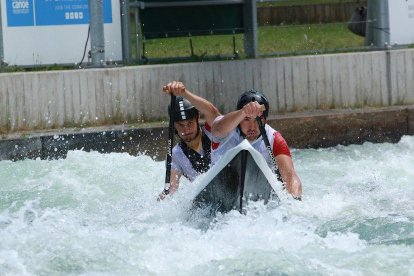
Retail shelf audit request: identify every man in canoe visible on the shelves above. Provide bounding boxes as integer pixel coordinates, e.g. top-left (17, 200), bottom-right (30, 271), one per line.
top-left (211, 90), bottom-right (302, 199)
top-left (158, 81), bottom-right (220, 200)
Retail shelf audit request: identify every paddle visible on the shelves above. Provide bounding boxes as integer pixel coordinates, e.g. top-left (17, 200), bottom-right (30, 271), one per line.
top-left (256, 106), bottom-right (301, 201)
top-left (255, 112), bottom-right (283, 184)
top-left (164, 94), bottom-right (176, 194)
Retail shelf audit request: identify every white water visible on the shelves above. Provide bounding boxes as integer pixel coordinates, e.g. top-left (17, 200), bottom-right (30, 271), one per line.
top-left (1, 136), bottom-right (414, 275)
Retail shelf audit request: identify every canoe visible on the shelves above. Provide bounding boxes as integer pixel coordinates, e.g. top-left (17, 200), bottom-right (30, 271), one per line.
top-left (192, 139), bottom-right (281, 214)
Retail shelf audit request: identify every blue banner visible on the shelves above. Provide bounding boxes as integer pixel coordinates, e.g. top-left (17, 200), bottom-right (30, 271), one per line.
top-left (6, 0), bottom-right (35, 27)
top-left (6, 0), bottom-right (112, 27)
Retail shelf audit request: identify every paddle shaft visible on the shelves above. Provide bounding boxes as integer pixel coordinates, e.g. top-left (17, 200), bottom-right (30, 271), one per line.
top-left (164, 94), bottom-right (176, 191)
top-left (255, 116), bottom-right (283, 183)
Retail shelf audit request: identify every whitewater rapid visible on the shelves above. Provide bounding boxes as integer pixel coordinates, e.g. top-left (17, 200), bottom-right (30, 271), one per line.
top-left (1, 136), bottom-right (413, 275)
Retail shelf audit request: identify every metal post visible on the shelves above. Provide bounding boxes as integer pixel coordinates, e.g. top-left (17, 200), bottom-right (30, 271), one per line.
top-left (89, 0), bottom-right (105, 67)
top-left (0, 2), bottom-right (4, 68)
top-left (243, 0), bottom-right (258, 58)
top-left (365, 0), bottom-right (390, 48)
top-left (133, 0), bottom-right (142, 63)
top-left (120, 0), bottom-right (132, 64)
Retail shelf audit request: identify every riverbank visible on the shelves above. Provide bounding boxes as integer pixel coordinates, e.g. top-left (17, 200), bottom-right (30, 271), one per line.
top-left (1, 105), bottom-right (413, 161)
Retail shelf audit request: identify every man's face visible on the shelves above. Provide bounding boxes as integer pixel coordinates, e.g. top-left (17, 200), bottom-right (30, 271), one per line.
top-left (239, 116), bottom-right (265, 142)
top-left (175, 117), bottom-right (198, 143)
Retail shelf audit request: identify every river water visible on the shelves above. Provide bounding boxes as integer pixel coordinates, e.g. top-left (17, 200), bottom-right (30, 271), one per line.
top-left (1, 136), bottom-right (413, 275)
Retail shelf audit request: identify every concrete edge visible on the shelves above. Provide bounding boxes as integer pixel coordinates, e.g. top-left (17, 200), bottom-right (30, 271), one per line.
top-left (1, 106), bottom-right (413, 161)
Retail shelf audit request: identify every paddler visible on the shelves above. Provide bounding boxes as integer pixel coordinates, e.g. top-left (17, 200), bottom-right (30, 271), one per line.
top-left (211, 90), bottom-right (302, 199)
top-left (158, 81), bottom-right (220, 200)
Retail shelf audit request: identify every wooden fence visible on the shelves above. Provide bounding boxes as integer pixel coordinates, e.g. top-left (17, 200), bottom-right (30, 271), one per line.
top-left (258, 1), bottom-right (367, 25)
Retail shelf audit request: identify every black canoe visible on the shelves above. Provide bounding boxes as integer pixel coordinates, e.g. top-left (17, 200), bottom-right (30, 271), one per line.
top-left (192, 139), bottom-right (281, 214)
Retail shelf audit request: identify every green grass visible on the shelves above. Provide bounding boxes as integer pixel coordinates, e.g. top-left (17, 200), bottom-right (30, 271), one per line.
top-left (259, 23), bottom-right (364, 53)
top-left (140, 35), bottom-right (243, 59)
top-left (0, 23), bottom-right (366, 70)
top-left (132, 0), bottom-right (366, 61)
top-left (134, 22), bottom-right (364, 63)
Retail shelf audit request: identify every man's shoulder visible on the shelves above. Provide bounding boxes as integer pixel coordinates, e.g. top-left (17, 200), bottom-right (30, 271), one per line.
top-left (265, 123), bottom-right (277, 133)
top-left (173, 144), bottom-right (183, 154)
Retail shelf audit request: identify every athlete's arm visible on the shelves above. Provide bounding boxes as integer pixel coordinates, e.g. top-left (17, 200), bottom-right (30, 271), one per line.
top-left (158, 168), bottom-right (182, 200)
top-left (163, 81), bottom-right (220, 126)
top-left (275, 155), bottom-right (302, 198)
top-left (212, 102), bottom-right (263, 138)
top-left (183, 89), bottom-right (220, 127)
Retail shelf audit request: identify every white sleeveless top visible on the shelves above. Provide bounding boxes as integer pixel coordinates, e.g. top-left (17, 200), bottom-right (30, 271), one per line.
top-left (171, 126), bottom-right (212, 182)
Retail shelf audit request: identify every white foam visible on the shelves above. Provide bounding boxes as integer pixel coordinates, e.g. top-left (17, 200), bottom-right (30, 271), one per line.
top-left (0, 136), bottom-right (414, 274)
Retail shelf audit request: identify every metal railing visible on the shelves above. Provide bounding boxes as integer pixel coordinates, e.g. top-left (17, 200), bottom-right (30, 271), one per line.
top-left (125, 0), bottom-right (258, 63)
top-left (123, 0), bottom-right (373, 64)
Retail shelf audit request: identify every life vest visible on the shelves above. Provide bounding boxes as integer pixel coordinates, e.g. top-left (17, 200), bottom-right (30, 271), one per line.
top-left (179, 129), bottom-right (211, 174)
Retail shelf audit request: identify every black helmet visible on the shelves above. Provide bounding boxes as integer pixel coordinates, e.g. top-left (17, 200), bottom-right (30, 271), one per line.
top-left (236, 90), bottom-right (269, 118)
top-left (169, 96), bottom-right (199, 122)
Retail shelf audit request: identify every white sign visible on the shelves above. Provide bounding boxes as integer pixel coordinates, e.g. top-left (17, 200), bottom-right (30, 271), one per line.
top-left (389, 0), bottom-right (414, 45)
top-left (1, 0), bottom-right (122, 66)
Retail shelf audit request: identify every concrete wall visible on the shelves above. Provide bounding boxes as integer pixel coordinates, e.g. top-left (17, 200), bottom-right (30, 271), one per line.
top-left (1, 49), bottom-right (414, 134)
top-left (1, 105), bottom-right (413, 161)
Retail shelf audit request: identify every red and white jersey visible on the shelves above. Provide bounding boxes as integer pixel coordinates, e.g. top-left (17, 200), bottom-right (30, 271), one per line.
top-left (211, 123), bottom-right (291, 170)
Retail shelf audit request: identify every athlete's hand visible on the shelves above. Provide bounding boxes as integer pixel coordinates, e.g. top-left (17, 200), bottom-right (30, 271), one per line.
top-left (241, 102), bottom-right (264, 118)
top-left (162, 81), bottom-right (187, 97)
